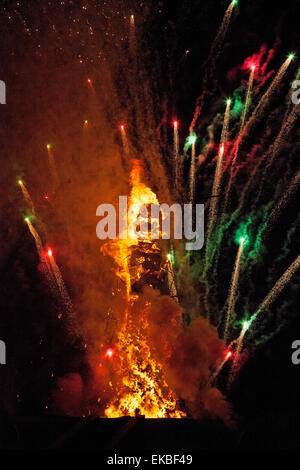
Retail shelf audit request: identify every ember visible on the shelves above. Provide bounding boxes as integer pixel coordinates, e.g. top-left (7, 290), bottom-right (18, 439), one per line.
top-left (102, 160), bottom-right (185, 418)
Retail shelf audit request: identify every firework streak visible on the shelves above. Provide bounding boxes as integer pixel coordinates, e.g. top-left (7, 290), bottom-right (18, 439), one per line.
top-left (24, 219), bottom-right (57, 290)
top-left (189, 136), bottom-right (196, 203)
top-left (227, 321), bottom-right (248, 390)
top-left (120, 125), bottom-right (130, 158)
top-left (173, 121), bottom-right (179, 187)
top-left (243, 56), bottom-right (293, 140)
top-left (167, 255), bottom-right (179, 303)
top-left (189, 0), bottom-right (236, 132)
top-left (210, 351), bottom-right (232, 384)
top-left (207, 101), bottom-right (231, 242)
top-left (231, 66), bottom-right (255, 167)
top-left (46, 144), bottom-right (59, 191)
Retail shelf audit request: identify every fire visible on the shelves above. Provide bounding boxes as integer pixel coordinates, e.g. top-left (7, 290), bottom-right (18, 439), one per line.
top-left (101, 160), bottom-right (185, 418)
